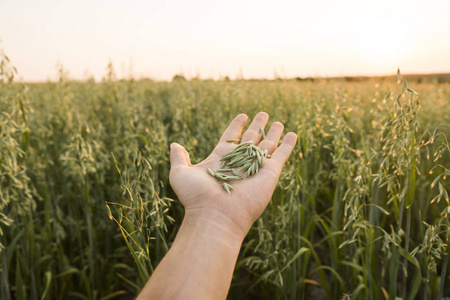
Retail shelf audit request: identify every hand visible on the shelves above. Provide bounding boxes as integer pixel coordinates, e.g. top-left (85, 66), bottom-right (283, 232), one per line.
top-left (138, 112), bottom-right (297, 300)
top-left (169, 112), bottom-right (297, 239)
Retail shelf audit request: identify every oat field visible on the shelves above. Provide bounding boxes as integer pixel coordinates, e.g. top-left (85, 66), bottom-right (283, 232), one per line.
top-left (1, 53), bottom-right (450, 299)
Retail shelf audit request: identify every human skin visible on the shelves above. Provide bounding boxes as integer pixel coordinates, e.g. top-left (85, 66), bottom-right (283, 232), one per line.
top-left (136, 112), bottom-right (297, 300)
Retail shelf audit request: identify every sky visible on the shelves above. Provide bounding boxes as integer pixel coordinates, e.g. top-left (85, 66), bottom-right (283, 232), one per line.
top-left (1, 0), bottom-right (450, 81)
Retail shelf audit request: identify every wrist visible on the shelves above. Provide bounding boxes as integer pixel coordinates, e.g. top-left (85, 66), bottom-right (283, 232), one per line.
top-left (182, 207), bottom-right (248, 247)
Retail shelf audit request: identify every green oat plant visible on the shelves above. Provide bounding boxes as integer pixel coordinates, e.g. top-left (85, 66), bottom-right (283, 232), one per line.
top-left (1, 51), bottom-right (449, 299)
top-left (238, 73), bottom-right (450, 299)
top-left (0, 52), bottom-right (40, 300)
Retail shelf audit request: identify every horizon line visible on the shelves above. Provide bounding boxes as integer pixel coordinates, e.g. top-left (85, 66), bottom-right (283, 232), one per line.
top-left (12, 71), bottom-right (450, 84)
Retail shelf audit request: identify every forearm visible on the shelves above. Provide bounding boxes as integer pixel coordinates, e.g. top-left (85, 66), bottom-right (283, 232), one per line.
top-left (137, 208), bottom-right (245, 300)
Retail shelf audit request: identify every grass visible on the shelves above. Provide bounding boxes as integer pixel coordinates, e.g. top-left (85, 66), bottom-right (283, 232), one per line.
top-left (1, 53), bottom-right (449, 299)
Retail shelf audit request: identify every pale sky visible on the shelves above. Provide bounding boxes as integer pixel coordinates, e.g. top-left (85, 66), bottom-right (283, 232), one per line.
top-left (1, 0), bottom-right (449, 81)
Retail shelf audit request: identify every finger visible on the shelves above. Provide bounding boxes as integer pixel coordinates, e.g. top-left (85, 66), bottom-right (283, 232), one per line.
top-left (218, 114), bottom-right (248, 144)
top-left (270, 132), bottom-right (297, 165)
top-left (258, 122), bottom-right (284, 154)
top-left (170, 143), bottom-right (191, 167)
top-left (240, 112), bottom-right (269, 144)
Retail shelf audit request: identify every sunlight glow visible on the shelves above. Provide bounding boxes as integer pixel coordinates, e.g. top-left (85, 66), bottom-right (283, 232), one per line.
top-left (357, 17), bottom-right (409, 65)
top-left (0, 0), bottom-right (449, 81)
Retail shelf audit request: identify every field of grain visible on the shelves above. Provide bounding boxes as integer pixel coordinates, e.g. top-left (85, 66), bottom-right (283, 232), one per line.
top-left (1, 54), bottom-right (450, 299)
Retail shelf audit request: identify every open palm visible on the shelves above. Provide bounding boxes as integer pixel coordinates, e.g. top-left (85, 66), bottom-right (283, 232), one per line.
top-left (169, 112), bottom-right (297, 236)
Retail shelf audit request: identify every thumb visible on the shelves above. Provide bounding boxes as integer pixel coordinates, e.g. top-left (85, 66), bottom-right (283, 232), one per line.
top-left (170, 143), bottom-right (191, 167)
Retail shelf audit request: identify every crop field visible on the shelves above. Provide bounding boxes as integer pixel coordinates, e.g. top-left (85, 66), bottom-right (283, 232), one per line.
top-left (1, 54), bottom-right (450, 299)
